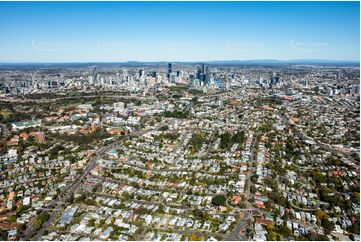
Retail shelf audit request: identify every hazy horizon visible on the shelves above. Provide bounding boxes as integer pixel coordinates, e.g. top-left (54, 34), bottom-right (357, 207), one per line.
top-left (0, 59), bottom-right (359, 65)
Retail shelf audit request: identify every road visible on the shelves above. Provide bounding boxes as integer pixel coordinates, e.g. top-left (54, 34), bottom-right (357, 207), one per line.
top-left (226, 211), bottom-right (251, 241)
top-left (226, 124), bottom-right (258, 241)
top-left (28, 151), bottom-right (99, 240)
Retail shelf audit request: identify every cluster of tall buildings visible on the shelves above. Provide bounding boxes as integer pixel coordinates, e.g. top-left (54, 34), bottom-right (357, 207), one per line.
top-left (196, 64), bottom-right (210, 85)
top-left (189, 63), bottom-right (223, 90)
top-left (256, 72), bottom-right (284, 89)
top-left (166, 63), bottom-right (183, 83)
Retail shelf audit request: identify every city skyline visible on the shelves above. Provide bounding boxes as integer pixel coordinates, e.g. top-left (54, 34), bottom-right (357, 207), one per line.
top-left (0, 1), bottom-right (359, 62)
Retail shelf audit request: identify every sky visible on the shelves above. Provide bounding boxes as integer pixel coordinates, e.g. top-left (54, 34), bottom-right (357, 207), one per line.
top-left (0, 1), bottom-right (359, 62)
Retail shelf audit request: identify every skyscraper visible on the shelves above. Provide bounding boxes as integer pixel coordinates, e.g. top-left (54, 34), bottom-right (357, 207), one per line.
top-left (92, 67), bottom-right (98, 84)
top-left (205, 66), bottom-right (210, 83)
top-left (197, 63), bottom-right (208, 85)
top-left (122, 69), bottom-right (128, 79)
top-left (167, 63), bottom-right (172, 81)
top-left (196, 66), bottom-right (201, 80)
top-left (168, 63), bottom-right (172, 74)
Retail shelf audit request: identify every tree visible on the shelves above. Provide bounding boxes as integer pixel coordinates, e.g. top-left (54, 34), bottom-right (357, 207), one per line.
top-left (189, 132), bottom-right (207, 152)
top-left (250, 185), bottom-right (257, 194)
top-left (193, 208), bottom-right (204, 219)
top-left (315, 210), bottom-right (329, 223)
top-left (189, 233), bottom-right (202, 241)
top-left (266, 231), bottom-right (277, 241)
top-left (251, 175), bottom-right (259, 184)
top-left (159, 125), bottom-right (169, 131)
top-left (135, 206), bottom-right (148, 215)
top-left (212, 194), bottom-right (227, 207)
top-left (8, 215), bottom-right (17, 223)
top-left (239, 202), bottom-right (247, 209)
top-left (220, 132), bottom-right (232, 150)
top-left (16, 205), bottom-right (29, 215)
top-left (352, 192), bottom-right (360, 203)
top-left (0, 228), bottom-right (8, 241)
top-left (279, 224), bottom-right (292, 236)
top-left (99, 219), bottom-right (105, 225)
top-left (322, 219), bottom-right (335, 234)
top-left (308, 232), bottom-right (329, 241)
top-left (158, 204), bottom-right (165, 214)
top-left (264, 200), bottom-right (273, 210)
top-left (164, 110), bottom-right (187, 119)
top-left (88, 218), bottom-right (95, 226)
top-left (312, 170), bottom-right (326, 184)
top-left (232, 131), bottom-right (246, 144)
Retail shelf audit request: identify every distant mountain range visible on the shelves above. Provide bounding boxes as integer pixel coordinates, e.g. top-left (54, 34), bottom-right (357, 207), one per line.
top-left (0, 59), bottom-right (359, 69)
top-left (203, 59), bottom-right (360, 65)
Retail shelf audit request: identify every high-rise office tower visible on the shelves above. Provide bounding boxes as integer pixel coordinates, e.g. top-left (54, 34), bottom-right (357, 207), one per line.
top-left (167, 63), bottom-right (173, 81)
top-left (122, 69), bottom-right (128, 79)
top-left (169, 73), bottom-right (176, 83)
top-left (205, 66), bottom-right (210, 83)
top-left (197, 63), bottom-right (208, 84)
top-left (168, 63), bottom-right (172, 74)
top-left (92, 67), bottom-right (98, 84)
top-left (196, 66), bottom-right (201, 80)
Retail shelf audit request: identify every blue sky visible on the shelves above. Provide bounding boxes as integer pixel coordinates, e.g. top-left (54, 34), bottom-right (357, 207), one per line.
top-left (0, 1), bottom-right (359, 62)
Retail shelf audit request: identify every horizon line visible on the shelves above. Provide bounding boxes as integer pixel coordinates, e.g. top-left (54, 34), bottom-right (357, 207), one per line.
top-left (0, 58), bottom-right (359, 64)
